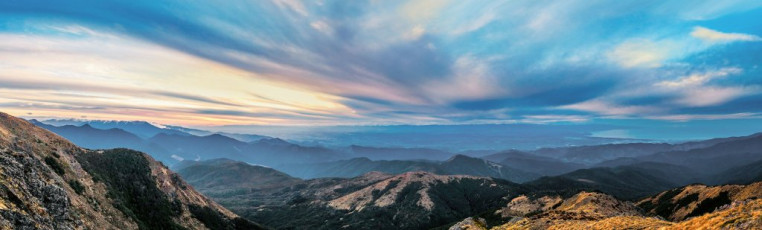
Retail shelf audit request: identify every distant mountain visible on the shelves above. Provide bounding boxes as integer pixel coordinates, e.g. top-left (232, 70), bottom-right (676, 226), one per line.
top-left (154, 134), bottom-right (347, 166)
top-left (442, 154), bottom-right (540, 183)
top-left (531, 143), bottom-right (675, 165)
top-left (31, 120), bottom-right (346, 167)
top-left (39, 119), bottom-right (190, 138)
top-left (619, 161), bottom-right (702, 186)
top-left (525, 133), bottom-right (762, 166)
top-left (711, 159), bottom-right (762, 185)
top-left (174, 158), bottom-right (302, 194)
top-left (164, 125), bottom-right (271, 142)
top-left (525, 166), bottom-right (677, 200)
top-left (279, 157), bottom-right (443, 179)
top-left (220, 132), bottom-right (271, 143)
top-left (0, 112), bottom-right (261, 229)
top-left (30, 120), bottom-right (145, 150)
top-left (642, 134), bottom-right (762, 175)
top-left (149, 133), bottom-right (253, 162)
top-left (30, 120), bottom-right (178, 163)
top-left (278, 154), bottom-right (539, 183)
top-left (592, 133), bottom-right (762, 180)
top-left (348, 145), bottom-right (453, 161)
top-left (484, 150), bottom-right (586, 176)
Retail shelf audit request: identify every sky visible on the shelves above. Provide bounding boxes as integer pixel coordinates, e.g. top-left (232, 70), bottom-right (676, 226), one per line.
top-left (1, 1), bottom-right (762, 131)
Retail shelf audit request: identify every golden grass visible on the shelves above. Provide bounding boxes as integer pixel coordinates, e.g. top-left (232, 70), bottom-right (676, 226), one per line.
top-left (492, 194), bottom-right (762, 230)
top-left (669, 199), bottom-right (762, 230)
top-left (493, 216), bottom-right (672, 230)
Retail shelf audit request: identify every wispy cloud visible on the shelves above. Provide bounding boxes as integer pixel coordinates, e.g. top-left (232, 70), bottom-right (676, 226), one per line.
top-left (691, 26), bottom-right (762, 43)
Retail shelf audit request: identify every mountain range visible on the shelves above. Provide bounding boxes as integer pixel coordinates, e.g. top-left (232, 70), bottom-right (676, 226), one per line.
top-left (13, 114), bottom-right (762, 229)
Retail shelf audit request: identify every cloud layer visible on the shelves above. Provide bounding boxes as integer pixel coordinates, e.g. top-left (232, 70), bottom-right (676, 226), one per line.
top-left (0, 0), bottom-right (761, 125)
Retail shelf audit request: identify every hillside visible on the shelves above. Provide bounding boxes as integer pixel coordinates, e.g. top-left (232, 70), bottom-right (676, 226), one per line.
top-left (0, 112), bottom-right (261, 229)
top-left (187, 168), bottom-right (526, 229)
top-left (637, 181), bottom-right (762, 221)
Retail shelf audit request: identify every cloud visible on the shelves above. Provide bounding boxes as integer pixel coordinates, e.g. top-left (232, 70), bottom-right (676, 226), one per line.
top-left (403, 25), bottom-right (426, 40)
top-left (0, 0), bottom-right (761, 125)
top-left (521, 115), bottom-right (590, 124)
top-left (171, 154), bottom-right (184, 161)
top-left (691, 26), bottom-right (761, 43)
top-left (647, 113), bottom-right (759, 121)
top-left (559, 99), bottom-right (659, 116)
top-left (655, 68), bottom-right (752, 107)
top-left (656, 67), bottom-right (742, 88)
top-left (421, 55), bottom-right (506, 103)
top-left (272, 0), bottom-right (309, 16)
top-left (608, 39), bottom-right (671, 68)
top-left (310, 20), bottom-right (333, 35)
top-left (674, 87), bottom-right (749, 107)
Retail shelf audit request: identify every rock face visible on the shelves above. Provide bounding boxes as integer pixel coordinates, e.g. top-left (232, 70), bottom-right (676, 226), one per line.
top-left (0, 112), bottom-right (261, 229)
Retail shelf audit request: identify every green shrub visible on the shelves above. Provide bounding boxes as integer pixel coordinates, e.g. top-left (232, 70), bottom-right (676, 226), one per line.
top-left (69, 180), bottom-right (85, 195)
top-left (44, 156), bottom-right (65, 176)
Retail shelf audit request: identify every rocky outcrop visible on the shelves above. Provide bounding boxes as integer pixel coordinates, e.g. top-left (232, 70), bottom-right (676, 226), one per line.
top-left (461, 191), bottom-right (665, 230)
top-left (449, 217), bottom-right (488, 230)
top-left (496, 195), bottom-right (562, 218)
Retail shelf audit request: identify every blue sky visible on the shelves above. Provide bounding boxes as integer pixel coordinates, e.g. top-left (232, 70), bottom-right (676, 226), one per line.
top-left (1, 0), bottom-right (761, 132)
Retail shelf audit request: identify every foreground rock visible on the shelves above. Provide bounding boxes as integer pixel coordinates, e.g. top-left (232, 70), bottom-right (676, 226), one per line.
top-left (0, 112), bottom-right (262, 229)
